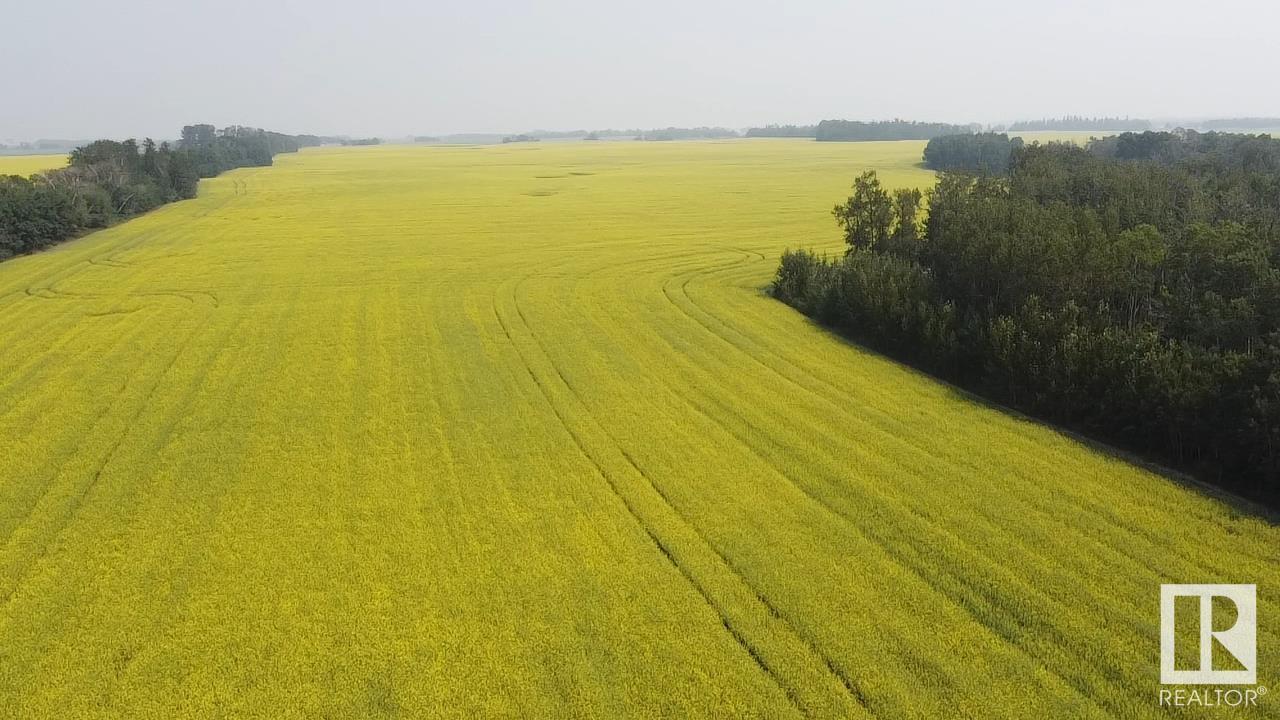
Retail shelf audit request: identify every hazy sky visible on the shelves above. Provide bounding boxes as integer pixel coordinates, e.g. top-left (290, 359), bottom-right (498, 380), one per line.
top-left (4, 0), bottom-right (1279, 140)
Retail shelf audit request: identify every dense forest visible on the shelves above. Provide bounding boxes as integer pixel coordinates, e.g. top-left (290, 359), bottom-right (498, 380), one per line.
top-left (1004, 116), bottom-right (1150, 132)
top-left (0, 125), bottom-right (304, 261)
top-left (922, 133), bottom-right (1022, 174)
top-left (745, 125), bottom-right (817, 138)
top-left (773, 131), bottom-right (1280, 506)
top-left (815, 120), bottom-right (978, 142)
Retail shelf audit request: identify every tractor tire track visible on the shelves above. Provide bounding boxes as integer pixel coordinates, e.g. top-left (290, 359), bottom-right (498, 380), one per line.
top-left (556, 249), bottom-right (1107, 713)
top-left (491, 277), bottom-right (861, 719)
top-left (0, 293), bottom-right (223, 607)
top-left (493, 259), bottom-right (871, 719)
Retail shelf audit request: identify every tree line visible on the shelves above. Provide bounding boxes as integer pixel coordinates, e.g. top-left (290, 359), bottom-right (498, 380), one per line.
top-left (1197, 118), bottom-right (1280, 130)
top-left (0, 139), bottom-right (81, 155)
top-left (0, 125), bottom-right (305, 261)
top-left (745, 125), bottom-right (817, 138)
top-left (636, 127), bottom-right (739, 141)
top-left (745, 120), bottom-right (981, 142)
top-left (772, 131), bottom-right (1280, 506)
top-left (815, 120), bottom-right (979, 142)
top-left (1003, 116), bottom-right (1151, 132)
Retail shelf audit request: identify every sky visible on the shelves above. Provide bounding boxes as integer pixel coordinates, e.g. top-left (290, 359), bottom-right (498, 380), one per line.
top-left (3, 0), bottom-right (1279, 141)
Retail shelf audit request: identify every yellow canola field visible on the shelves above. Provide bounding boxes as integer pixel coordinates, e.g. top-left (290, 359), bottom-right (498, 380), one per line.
top-left (0, 140), bottom-right (1275, 718)
top-left (0, 154), bottom-right (68, 177)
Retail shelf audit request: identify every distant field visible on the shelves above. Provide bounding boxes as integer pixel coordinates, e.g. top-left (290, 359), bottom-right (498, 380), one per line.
top-left (0, 153), bottom-right (68, 177)
top-left (0, 140), bottom-right (1274, 718)
top-left (1008, 130), bottom-right (1124, 145)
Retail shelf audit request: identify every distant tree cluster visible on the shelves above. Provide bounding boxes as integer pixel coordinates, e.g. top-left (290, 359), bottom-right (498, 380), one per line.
top-left (525, 130), bottom-right (592, 139)
top-left (428, 128), bottom-right (735, 144)
top-left (635, 127), bottom-right (739, 141)
top-left (0, 139), bottom-right (82, 155)
top-left (922, 133), bottom-right (1023, 174)
top-left (178, 124), bottom-right (301, 176)
top-left (340, 137), bottom-right (382, 146)
top-left (744, 125), bottom-right (817, 138)
top-left (773, 132), bottom-right (1280, 506)
top-left (293, 134), bottom-right (337, 147)
top-left (1196, 118), bottom-right (1280, 131)
top-left (814, 120), bottom-right (978, 142)
top-left (523, 129), bottom-right (633, 140)
top-left (0, 124), bottom-right (302, 261)
top-left (1004, 116), bottom-right (1150, 132)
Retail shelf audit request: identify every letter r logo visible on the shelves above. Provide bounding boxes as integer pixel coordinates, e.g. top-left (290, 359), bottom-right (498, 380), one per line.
top-left (1160, 584), bottom-right (1257, 684)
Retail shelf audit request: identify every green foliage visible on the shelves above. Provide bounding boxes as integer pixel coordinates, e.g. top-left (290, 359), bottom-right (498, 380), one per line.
top-left (832, 171), bottom-right (891, 252)
top-left (922, 133), bottom-right (1023, 174)
top-left (832, 171), bottom-right (922, 257)
top-left (885, 186), bottom-right (923, 258)
top-left (777, 134), bottom-right (1280, 504)
top-left (179, 124), bottom-right (302, 175)
top-left (294, 134), bottom-right (354, 147)
top-left (0, 176), bottom-right (83, 259)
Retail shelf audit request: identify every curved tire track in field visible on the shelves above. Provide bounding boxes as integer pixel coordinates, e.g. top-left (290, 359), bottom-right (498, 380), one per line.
top-left (528, 244), bottom-right (1119, 715)
top-left (520, 244), bottom-right (1098, 715)
top-left (552, 248), bottom-right (1098, 713)
top-left (535, 243), bottom-right (1086, 715)
top-left (641, 253), bottom-right (1150, 713)
top-left (24, 284), bottom-right (218, 308)
top-left (0, 221), bottom-right (227, 386)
